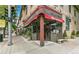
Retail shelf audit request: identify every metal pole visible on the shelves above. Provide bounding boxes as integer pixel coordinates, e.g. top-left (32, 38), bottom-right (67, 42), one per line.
top-left (8, 5), bottom-right (13, 46)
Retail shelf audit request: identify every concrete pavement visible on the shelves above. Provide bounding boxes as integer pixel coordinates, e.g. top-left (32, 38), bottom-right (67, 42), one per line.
top-left (0, 35), bottom-right (79, 54)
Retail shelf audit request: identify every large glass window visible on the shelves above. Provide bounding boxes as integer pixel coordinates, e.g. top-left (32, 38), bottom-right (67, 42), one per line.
top-left (74, 10), bottom-right (76, 16)
top-left (26, 5), bottom-right (27, 14)
top-left (66, 16), bottom-right (71, 31)
top-left (60, 5), bottom-right (63, 8)
top-left (69, 5), bottom-right (71, 13)
top-left (54, 5), bottom-right (58, 9)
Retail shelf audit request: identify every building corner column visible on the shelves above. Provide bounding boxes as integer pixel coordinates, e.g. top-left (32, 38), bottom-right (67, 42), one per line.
top-left (40, 15), bottom-right (44, 46)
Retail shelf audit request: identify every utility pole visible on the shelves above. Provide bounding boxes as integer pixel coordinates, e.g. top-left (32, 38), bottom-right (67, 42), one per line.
top-left (8, 5), bottom-right (13, 46)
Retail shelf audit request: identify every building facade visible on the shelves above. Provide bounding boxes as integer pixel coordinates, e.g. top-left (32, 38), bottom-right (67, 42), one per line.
top-left (19, 5), bottom-right (79, 39)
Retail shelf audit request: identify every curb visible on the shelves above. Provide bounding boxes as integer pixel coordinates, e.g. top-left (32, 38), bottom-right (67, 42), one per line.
top-left (21, 36), bottom-right (29, 42)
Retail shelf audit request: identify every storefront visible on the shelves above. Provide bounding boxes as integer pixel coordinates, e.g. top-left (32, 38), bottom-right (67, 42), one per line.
top-left (23, 5), bottom-right (64, 46)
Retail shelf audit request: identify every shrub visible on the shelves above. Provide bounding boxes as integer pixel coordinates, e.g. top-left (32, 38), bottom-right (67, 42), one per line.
top-left (76, 31), bottom-right (79, 37)
top-left (71, 30), bottom-right (75, 36)
top-left (63, 30), bottom-right (67, 39)
top-left (71, 30), bottom-right (75, 39)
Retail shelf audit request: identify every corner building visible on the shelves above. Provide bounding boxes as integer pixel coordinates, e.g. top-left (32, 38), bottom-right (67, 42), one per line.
top-left (19, 5), bottom-right (79, 45)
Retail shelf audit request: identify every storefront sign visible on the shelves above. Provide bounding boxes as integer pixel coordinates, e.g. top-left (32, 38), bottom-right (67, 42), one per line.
top-left (0, 20), bottom-right (6, 28)
top-left (44, 9), bottom-right (62, 19)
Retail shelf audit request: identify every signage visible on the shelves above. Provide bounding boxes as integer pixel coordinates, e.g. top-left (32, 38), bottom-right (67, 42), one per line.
top-left (44, 9), bottom-right (62, 19)
top-left (0, 20), bottom-right (6, 28)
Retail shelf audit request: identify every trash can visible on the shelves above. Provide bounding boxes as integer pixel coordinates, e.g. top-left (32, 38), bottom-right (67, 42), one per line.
top-left (0, 34), bottom-right (3, 42)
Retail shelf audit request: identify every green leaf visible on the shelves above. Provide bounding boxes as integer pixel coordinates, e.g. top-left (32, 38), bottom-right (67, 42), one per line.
top-left (12, 24), bottom-right (17, 31)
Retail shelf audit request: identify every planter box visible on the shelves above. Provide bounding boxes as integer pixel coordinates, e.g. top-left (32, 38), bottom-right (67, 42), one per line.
top-left (50, 32), bottom-right (58, 42)
top-left (31, 33), bottom-right (37, 40)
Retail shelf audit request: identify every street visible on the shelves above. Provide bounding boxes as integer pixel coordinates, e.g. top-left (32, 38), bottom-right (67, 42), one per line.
top-left (0, 35), bottom-right (79, 54)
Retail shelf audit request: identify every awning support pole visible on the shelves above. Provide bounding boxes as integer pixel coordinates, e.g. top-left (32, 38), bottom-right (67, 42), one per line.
top-left (40, 15), bottom-right (44, 46)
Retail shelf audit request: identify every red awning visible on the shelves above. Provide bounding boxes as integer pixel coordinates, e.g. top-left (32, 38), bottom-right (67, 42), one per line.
top-left (23, 14), bottom-right (64, 26)
top-left (44, 14), bottom-right (64, 23)
top-left (23, 5), bottom-right (64, 26)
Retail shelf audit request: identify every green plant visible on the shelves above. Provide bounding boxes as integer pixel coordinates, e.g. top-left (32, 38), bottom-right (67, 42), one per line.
top-left (63, 30), bottom-right (67, 39)
top-left (26, 31), bottom-right (31, 37)
top-left (71, 30), bottom-right (75, 39)
top-left (71, 30), bottom-right (75, 35)
top-left (12, 24), bottom-right (17, 31)
top-left (76, 31), bottom-right (79, 37)
top-left (25, 27), bottom-right (32, 37)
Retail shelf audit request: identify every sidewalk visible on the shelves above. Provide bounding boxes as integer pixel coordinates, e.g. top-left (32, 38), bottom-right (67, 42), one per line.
top-left (0, 35), bottom-right (79, 54)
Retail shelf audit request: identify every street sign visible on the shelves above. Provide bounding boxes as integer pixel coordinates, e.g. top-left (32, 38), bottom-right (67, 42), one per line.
top-left (0, 20), bottom-right (6, 28)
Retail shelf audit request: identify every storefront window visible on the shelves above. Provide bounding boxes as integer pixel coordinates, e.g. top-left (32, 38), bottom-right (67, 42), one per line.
top-left (66, 16), bottom-right (71, 31)
top-left (54, 5), bottom-right (58, 9)
top-left (69, 5), bottom-right (71, 13)
top-left (74, 10), bottom-right (76, 16)
top-left (60, 5), bottom-right (63, 8)
top-left (26, 5), bottom-right (27, 14)
top-left (33, 25), bottom-right (36, 33)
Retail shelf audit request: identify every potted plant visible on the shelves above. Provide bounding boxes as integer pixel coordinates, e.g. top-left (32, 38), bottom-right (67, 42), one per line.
top-left (76, 31), bottom-right (79, 37)
top-left (71, 30), bottom-right (75, 39)
top-left (63, 30), bottom-right (67, 39)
